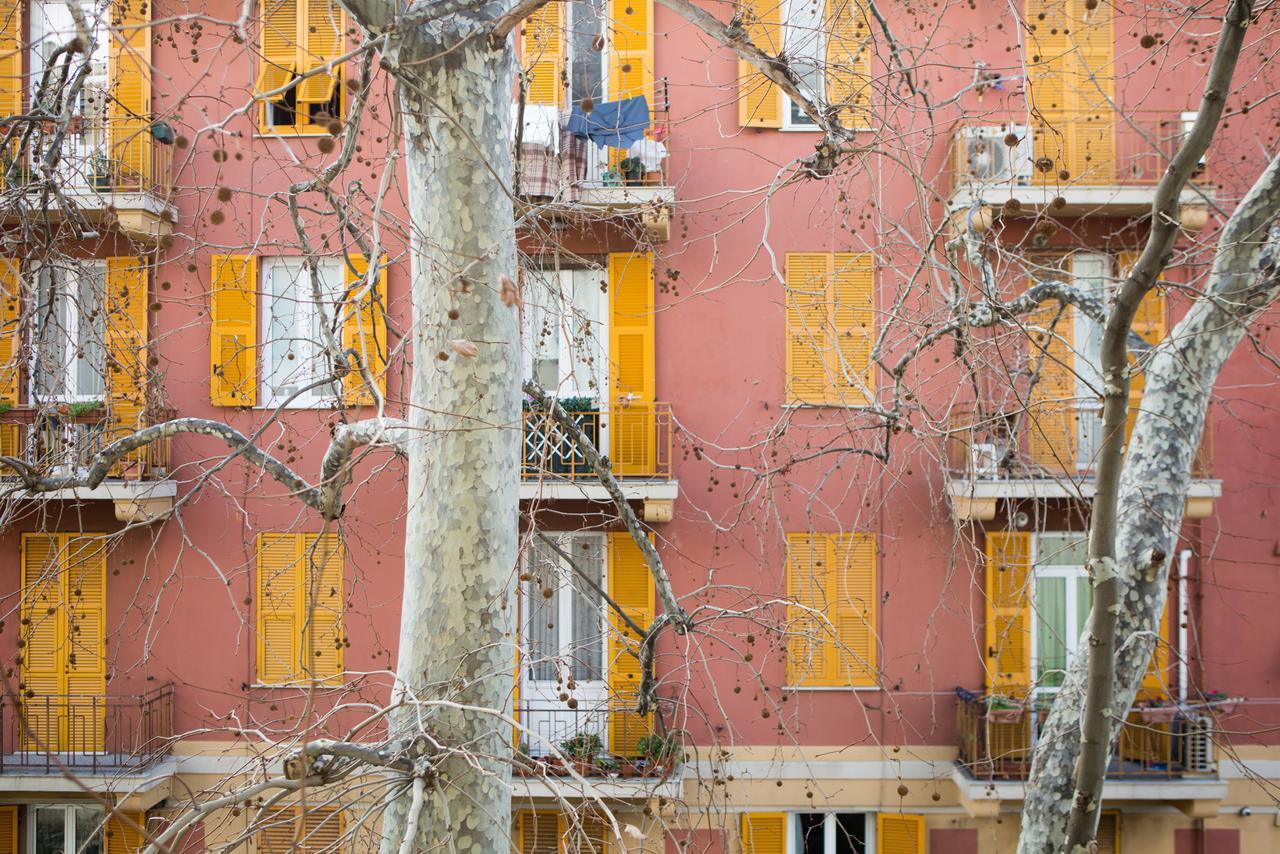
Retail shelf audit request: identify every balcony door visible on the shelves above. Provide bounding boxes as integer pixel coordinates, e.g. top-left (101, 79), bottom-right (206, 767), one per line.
top-left (520, 533), bottom-right (609, 757)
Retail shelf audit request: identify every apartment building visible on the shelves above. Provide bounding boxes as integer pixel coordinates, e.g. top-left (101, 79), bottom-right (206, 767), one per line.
top-left (0, 0), bottom-right (1276, 852)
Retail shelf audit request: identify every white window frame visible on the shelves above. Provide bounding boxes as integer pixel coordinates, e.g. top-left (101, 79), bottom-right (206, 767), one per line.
top-left (1070, 252), bottom-right (1111, 471)
top-left (785, 811), bottom-right (876, 853)
top-left (27, 803), bottom-right (105, 854)
top-left (521, 531), bottom-right (608, 686)
top-left (260, 257), bottom-right (345, 409)
top-left (1030, 532), bottom-right (1091, 699)
top-left (29, 259), bottom-right (107, 404)
top-left (781, 0), bottom-right (825, 131)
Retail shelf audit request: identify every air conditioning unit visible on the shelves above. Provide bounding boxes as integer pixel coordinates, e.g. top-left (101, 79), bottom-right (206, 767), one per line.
top-left (963, 126), bottom-right (1033, 184)
top-left (970, 442), bottom-right (1000, 477)
top-left (1180, 713), bottom-right (1216, 774)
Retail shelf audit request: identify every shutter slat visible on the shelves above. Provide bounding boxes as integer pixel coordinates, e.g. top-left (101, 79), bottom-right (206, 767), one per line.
top-left (741, 812), bottom-right (786, 854)
top-left (737, 0), bottom-right (781, 127)
top-left (786, 533), bottom-right (829, 686)
top-left (257, 534), bottom-right (303, 684)
top-left (105, 810), bottom-right (146, 854)
top-left (609, 252), bottom-right (656, 475)
top-left (109, 0), bottom-right (153, 186)
top-left (831, 252), bottom-right (875, 404)
top-left (832, 533), bottom-right (877, 685)
top-left (607, 532), bottom-right (654, 756)
top-left (877, 813), bottom-right (925, 854)
top-left (786, 253), bottom-right (831, 404)
top-left (210, 256), bottom-right (259, 406)
top-left (341, 254), bottom-right (388, 407)
top-left (105, 257), bottom-right (149, 474)
top-left (258, 0), bottom-right (300, 98)
top-left (297, 0), bottom-right (346, 104)
top-left (825, 0), bottom-right (873, 126)
top-left (522, 4), bottom-right (563, 107)
top-left (0, 258), bottom-right (20, 406)
top-left (304, 533), bottom-right (345, 683)
top-left (985, 532), bottom-right (1032, 698)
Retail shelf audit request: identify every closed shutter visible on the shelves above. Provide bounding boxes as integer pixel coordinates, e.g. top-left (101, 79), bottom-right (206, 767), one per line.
top-left (786, 533), bottom-right (829, 686)
top-left (1069, 0), bottom-right (1114, 184)
top-left (258, 0), bottom-right (300, 99)
top-left (21, 534), bottom-right (64, 749)
top-left (877, 813), bottom-right (925, 854)
top-left (0, 806), bottom-right (15, 854)
top-left (737, 0), bottom-right (781, 127)
top-left (740, 813), bottom-right (786, 854)
top-left (832, 533), bottom-right (876, 686)
top-left (831, 252), bottom-right (875, 404)
top-left (985, 532), bottom-right (1032, 698)
top-left (1026, 0), bottom-right (1071, 179)
top-left (787, 533), bottom-right (876, 687)
top-left (105, 257), bottom-right (149, 474)
top-left (257, 533), bottom-right (302, 684)
top-left (610, 0), bottom-right (653, 106)
top-left (785, 253), bottom-right (830, 404)
top-left (562, 813), bottom-right (608, 854)
top-left (297, 0), bottom-right (345, 105)
top-left (260, 807), bottom-right (344, 853)
top-left (1096, 811), bottom-right (1120, 854)
top-left (0, 258), bottom-right (20, 407)
top-left (1116, 252), bottom-right (1167, 445)
top-left (786, 253), bottom-right (875, 406)
top-left (63, 536), bottom-right (108, 752)
top-left (522, 4), bottom-right (563, 107)
top-left (341, 254), bottom-right (387, 407)
top-left (210, 256), bottom-right (258, 406)
top-left (607, 532), bottom-right (654, 756)
top-left (303, 533), bottom-right (345, 683)
top-left (825, 0), bottom-right (872, 126)
top-left (105, 810), bottom-right (146, 854)
top-left (110, 0), bottom-right (152, 187)
top-left (608, 252), bottom-right (656, 475)
top-left (1026, 258), bottom-right (1076, 473)
top-left (516, 811), bottom-right (559, 854)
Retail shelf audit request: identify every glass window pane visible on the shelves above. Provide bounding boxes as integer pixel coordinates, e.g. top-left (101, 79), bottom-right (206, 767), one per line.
top-left (784, 0), bottom-right (824, 122)
top-left (33, 268), bottom-right (68, 400)
top-left (834, 813), bottom-right (866, 854)
top-left (568, 536), bottom-right (604, 681)
top-left (33, 806), bottom-right (65, 854)
top-left (524, 541), bottom-right (560, 682)
top-left (1037, 534), bottom-right (1087, 567)
top-left (73, 806), bottom-right (104, 854)
top-left (1036, 576), bottom-right (1068, 688)
top-left (797, 813), bottom-right (825, 854)
top-left (74, 264), bottom-right (105, 399)
top-left (567, 0), bottom-right (606, 103)
top-left (268, 262), bottom-right (305, 398)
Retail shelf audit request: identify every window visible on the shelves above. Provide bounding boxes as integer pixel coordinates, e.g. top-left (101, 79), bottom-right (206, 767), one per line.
top-left (566, 0), bottom-right (608, 104)
top-left (1031, 533), bottom-right (1091, 692)
top-left (741, 812), bottom-right (924, 854)
top-left (31, 260), bottom-right (107, 403)
top-left (29, 805), bottom-right (104, 854)
top-left (261, 257), bottom-right (343, 406)
top-left (29, 1), bottom-right (111, 185)
top-left (259, 807), bottom-right (345, 854)
top-left (797, 812), bottom-right (867, 854)
top-left (521, 267), bottom-right (608, 399)
top-left (785, 532), bottom-right (877, 688)
top-left (257, 0), bottom-right (346, 133)
top-left (256, 533), bottom-right (345, 685)
top-left (785, 252), bottom-right (875, 406)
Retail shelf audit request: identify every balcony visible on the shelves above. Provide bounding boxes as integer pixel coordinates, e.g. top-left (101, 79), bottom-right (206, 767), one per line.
top-left (520, 402), bottom-right (676, 519)
top-left (3, 116), bottom-right (176, 242)
top-left (952, 689), bottom-right (1225, 816)
top-left (0, 684), bottom-right (174, 775)
top-left (947, 110), bottom-right (1214, 220)
top-left (515, 80), bottom-right (675, 241)
top-left (0, 406), bottom-right (178, 522)
top-left (943, 404), bottom-right (1220, 520)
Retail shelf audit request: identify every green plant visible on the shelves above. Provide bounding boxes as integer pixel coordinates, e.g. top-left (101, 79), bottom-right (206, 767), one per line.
top-left (0, 401), bottom-right (12, 415)
top-left (556, 396), bottom-right (597, 413)
top-left (985, 695), bottom-right (1021, 711)
top-left (558, 732), bottom-right (603, 760)
top-left (619, 156), bottom-right (643, 174)
top-left (67, 399), bottom-right (104, 418)
top-left (636, 733), bottom-right (683, 764)
top-left (595, 755), bottom-right (619, 773)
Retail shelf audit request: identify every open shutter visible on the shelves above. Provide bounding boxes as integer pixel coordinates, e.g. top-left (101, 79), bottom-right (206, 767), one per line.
top-left (832, 533), bottom-right (877, 686)
top-left (110, 0), bottom-right (152, 187)
top-left (1026, 260), bottom-right (1077, 473)
top-left (210, 256), bottom-right (258, 406)
top-left (21, 534), bottom-right (65, 749)
top-left (297, 0), bottom-right (345, 105)
top-left (341, 254), bottom-right (387, 407)
top-left (257, 534), bottom-right (302, 684)
top-left (785, 253), bottom-right (831, 405)
top-left (985, 531), bottom-right (1032, 698)
top-left (1067, 0), bottom-right (1114, 184)
top-left (105, 257), bottom-right (149, 473)
top-left (738, 0), bottom-right (781, 127)
top-left (1138, 592), bottom-right (1171, 700)
top-left (105, 810), bottom-right (146, 854)
top-left (741, 813), bottom-right (786, 854)
top-left (608, 252), bottom-right (656, 475)
top-left (0, 258), bottom-right (20, 408)
top-left (64, 535), bottom-right (108, 752)
top-left (877, 814), bottom-right (925, 854)
top-left (607, 532), bottom-right (654, 756)
top-left (0, 806), bottom-right (16, 854)
top-left (786, 533), bottom-right (830, 687)
top-left (831, 252), bottom-right (875, 404)
top-left (258, 0), bottom-right (300, 99)
top-left (825, 0), bottom-right (872, 126)
top-left (303, 533), bottom-right (344, 683)
top-left (610, 0), bottom-right (654, 106)
top-left (522, 3), bottom-right (563, 107)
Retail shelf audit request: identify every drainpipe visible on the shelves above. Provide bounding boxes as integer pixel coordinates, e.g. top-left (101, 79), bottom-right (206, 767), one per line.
top-left (1178, 549), bottom-right (1192, 706)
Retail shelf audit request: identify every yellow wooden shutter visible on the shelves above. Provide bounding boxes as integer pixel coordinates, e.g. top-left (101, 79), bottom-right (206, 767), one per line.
top-left (0, 806), bottom-right (16, 854)
top-left (105, 810), bottom-right (146, 854)
top-left (516, 811), bottom-right (560, 854)
top-left (1026, 0), bottom-right (1071, 180)
top-left (523, 3), bottom-right (563, 107)
top-left (20, 534), bottom-right (65, 749)
top-left (1068, 0), bottom-right (1115, 184)
top-left (1096, 811), bottom-right (1120, 854)
top-left (105, 257), bottom-right (149, 472)
top-left (785, 253), bottom-right (830, 405)
top-left (831, 252), bottom-right (875, 404)
top-left (1117, 252), bottom-right (1167, 445)
top-left (0, 258), bottom-right (20, 407)
top-left (832, 533), bottom-right (877, 686)
top-left (64, 535), bottom-right (108, 752)
top-left (210, 256), bottom-right (258, 406)
top-left (607, 531), bottom-right (654, 756)
top-left (257, 533), bottom-right (302, 684)
top-left (1137, 594), bottom-right (1170, 701)
top-left (297, 0), bottom-right (345, 104)
top-left (0, 5), bottom-right (21, 191)
top-left (609, 252), bottom-right (656, 475)
top-left (610, 0), bottom-right (654, 107)
top-left (877, 813), bottom-right (925, 854)
top-left (303, 533), bottom-right (345, 683)
top-left (110, 0), bottom-right (152, 187)
top-left (825, 0), bottom-right (872, 126)
top-left (786, 533), bottom-right (829, 686)
top-left (341, 254), bottom-right (387, 407)
top-left (258, 0), bottom-right (300, 99)
top-left (738, 0), bottom-right (781, 127)
top-left (985, 532), bottom-right (1032, 697)
top-left (1026, 259), bottom-right (1076, 473)
top-left (260, 807), bottom-right (344, 853)
top-left (741, 813), bottom-right (786, 854)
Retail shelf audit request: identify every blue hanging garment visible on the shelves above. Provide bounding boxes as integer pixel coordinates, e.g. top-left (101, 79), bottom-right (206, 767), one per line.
top-left (566, 96), bottom-right (650, 149)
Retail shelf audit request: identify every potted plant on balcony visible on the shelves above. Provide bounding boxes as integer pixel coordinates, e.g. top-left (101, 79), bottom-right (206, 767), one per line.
top-left (619, 156), bottom-right (644, 186)
top-left (636, 733), bottom-right (683, 779)
top-left (1203, 690), bottom-right (1239, 714)
top-left (559, 731), bottom-right (603, 777)
top-left (91, 152), bottom-right (114, 191)
top-left (1137, 698), bottom-right (1180, 724)
top-left (984, 694), bottom-right (1025, 724)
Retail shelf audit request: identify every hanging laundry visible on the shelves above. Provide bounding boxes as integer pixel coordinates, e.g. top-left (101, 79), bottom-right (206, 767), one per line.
top-left (566, 96), bottom-right (650, 149)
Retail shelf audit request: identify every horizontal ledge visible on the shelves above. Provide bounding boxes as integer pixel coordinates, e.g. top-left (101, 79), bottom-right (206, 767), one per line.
top-left (950, 766), bottom-right (1227, 803)
top-left (949, 184), bottom-right (1213, 217)
top-left (1, 479), bottom-right (179, 502)
top-left (945, 477), bottom-right (1222, 501)
top-left (519, 480), bottom-right (679, 502)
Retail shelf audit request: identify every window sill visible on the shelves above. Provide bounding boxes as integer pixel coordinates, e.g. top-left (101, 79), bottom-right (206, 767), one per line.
top-left (782, 402), bottom-right (875, 410)
top-left (782, 685), bottom-right (881, 692)
top-left (255, 128), bottom-right (335, 139)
